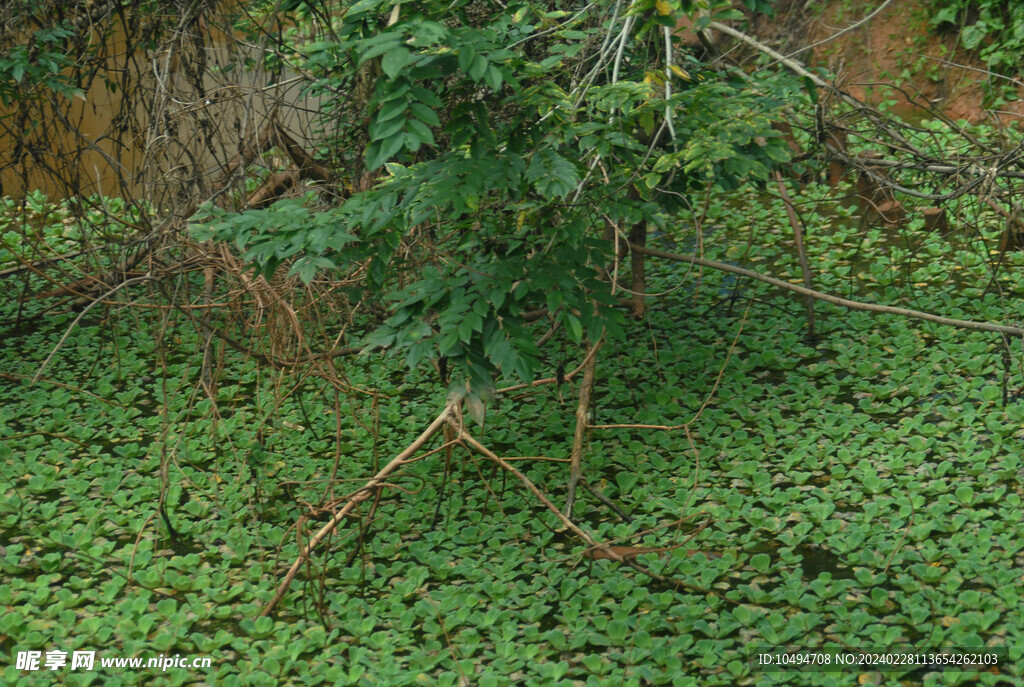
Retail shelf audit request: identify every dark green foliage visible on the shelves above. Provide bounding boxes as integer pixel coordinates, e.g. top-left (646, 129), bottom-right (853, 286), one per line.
top-left (0, 24), bottom-right (83, 106)
top-left (191, 0), bottom-right (795, 393)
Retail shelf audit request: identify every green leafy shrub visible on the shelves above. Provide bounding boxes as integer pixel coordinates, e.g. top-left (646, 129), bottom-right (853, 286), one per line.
top-left (191, 0), bottom-right (796, 392)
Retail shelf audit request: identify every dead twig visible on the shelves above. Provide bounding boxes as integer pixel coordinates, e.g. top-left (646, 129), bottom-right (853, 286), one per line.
top-left (451, 421), bottom-right (728, 601)
top-left (564, 337), bottom-right (600, 516)
top-left (632, 243), bottom-right (1024, 338)
top-left (260, 402), bottom-right (456, 617)
top-left (773, 170), bottom-right (815, 338)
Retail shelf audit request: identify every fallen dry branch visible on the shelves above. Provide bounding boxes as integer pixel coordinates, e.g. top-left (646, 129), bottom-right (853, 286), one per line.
top-left (632, 243), bottom-right (1024, 338)
top-left (774, 170), bottom-right (815, 337)
top-left (451, 420), bottom-right (725, 600)
top-left (262, 395), bottom-right (727, 617)
top-left (260, 402), bottom-right (457, 617)
top-left (564, 338), bottom-right (599, 516)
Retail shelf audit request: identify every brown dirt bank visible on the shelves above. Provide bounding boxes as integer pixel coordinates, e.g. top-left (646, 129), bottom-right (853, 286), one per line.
top-left (752, 0), bottom-right (1024, 125)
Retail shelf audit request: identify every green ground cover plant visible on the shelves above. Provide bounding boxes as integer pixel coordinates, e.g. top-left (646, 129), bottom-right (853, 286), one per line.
top-left (3, 160), bottom-right (1024, 684)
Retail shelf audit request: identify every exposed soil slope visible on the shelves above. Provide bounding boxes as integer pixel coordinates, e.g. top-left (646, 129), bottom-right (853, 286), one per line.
top-left (755, 0), bottom-right (1024, 124)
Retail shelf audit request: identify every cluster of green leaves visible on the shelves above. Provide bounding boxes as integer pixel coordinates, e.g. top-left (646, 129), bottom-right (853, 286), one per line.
top-left (0, 24), bottom-right (83, 106)
top-left (928, 0), bottom-right (1024, 101)
top-left (192, 0), bottom-right (797, 394)
top-left (191, 196), bottom-right (357, 284)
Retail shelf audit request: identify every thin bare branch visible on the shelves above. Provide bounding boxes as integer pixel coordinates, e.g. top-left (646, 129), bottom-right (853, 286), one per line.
top-left (632, 244), bottom-right (1024, 338)
top-left (564, 338), bottom-right (599, 516)
top-left (260, 403), bottom-right (456, 617)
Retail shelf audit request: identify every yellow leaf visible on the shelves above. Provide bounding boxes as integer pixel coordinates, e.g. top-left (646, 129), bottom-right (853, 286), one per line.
top-left (669, 64), bottom-right (691, 81)
top-left (643, 70), bottom-right (665, 87)
top-left (655, 0), bottom-right (672, 15)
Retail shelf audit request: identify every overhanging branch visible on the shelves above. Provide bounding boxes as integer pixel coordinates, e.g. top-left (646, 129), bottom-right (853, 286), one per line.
top-left (632, 243), bottom-right (1024, 338)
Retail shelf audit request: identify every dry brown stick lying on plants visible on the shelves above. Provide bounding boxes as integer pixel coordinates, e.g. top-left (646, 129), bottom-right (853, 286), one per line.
top-left (564, 337), bottom-right (600, 516)
top-left (773, 170), bottom-right (815, 338)
top-left (579, 477), bottom-right (632, 523)
top-left (589, 422), bottom-right (686, 430)
top-left (260, 402), bottom-right (457, 618)
top-left (632, 244), bottom-right (1024, 338)
top-left (452, 421), bottom-right (729, 601)
top-left (584, 545), bottom-right (696, 560)
top-left (582, 518), bottom-right (713, 560)
top-left (551, 516), bottom-right (711, 562)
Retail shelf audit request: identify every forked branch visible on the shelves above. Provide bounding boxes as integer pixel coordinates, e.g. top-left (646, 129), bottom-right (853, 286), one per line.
top-left (260, 402), bottom-right (457, 617)
top-left (452, 421), bottom-right (724, 599)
